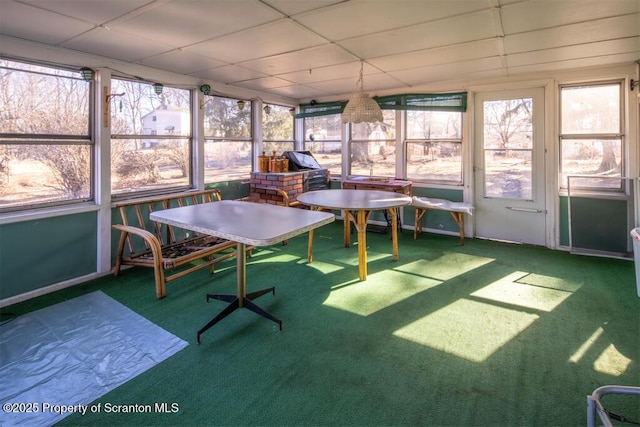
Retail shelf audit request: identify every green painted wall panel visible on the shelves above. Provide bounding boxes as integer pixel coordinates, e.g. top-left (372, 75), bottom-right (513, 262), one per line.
top-left (560, 195), bottom-right (630, 253)
top-left (0, 211), bottom-right (97, 299)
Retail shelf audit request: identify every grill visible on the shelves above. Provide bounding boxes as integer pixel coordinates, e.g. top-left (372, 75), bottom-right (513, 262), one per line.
top-left (281, 151), bottom-right (330, 191)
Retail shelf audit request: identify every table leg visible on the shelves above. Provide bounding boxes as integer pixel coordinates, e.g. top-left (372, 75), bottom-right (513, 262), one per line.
top-left (354, 209), bottom-right (370, 280)
top-left (197, 242), bottom-right (282, 344)
top-left (388, 207), bottom-right (399, 261)
top-left (307, 228), bottom-right (314, 262)
top-left (344, 210), bottom-right (352, 248)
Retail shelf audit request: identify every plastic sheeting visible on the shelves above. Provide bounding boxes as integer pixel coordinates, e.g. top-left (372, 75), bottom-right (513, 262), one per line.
top-left (0, 291), bottom-right (188, 426)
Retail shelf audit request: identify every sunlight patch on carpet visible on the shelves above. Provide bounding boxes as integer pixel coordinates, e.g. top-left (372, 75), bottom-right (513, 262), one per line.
top-left (0, 291), bottom-right (188, 426)
top-left (324, 270), bottom-right (440, 316)
top-left (594, 344), bottom-right (633, 376)
top-left (394, 253), bottom-right (494, 281)
top-left (393, 299), bottom-right (539, 362)
top-left (471, 271), bottom-right (574, 312)
top-left (515, 272), bottom-right (583, 292)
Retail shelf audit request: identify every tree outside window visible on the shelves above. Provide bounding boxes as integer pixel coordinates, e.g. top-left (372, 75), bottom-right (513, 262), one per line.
top-left (203, 95), bottom-right (252, 183)
top-left (0, 59), bottom-right (91, 211)
top-left (262, 104), bottom-right (295, 156)
top-left (349, 110), bottom-right (396, 177)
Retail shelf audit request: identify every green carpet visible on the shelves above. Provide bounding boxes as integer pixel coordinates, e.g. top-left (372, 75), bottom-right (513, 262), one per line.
top-left (3, 221), bottom-right (639, 426)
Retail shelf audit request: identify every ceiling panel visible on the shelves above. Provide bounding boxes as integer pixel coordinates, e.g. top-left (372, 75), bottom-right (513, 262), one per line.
top-left (19, 0), bottom-right (151, 24)
top-left (0, 1), bottom-right (94, 45)
top-left (265, 0), bottom-right (345, 17)
top-left (186, 19), bottom-right (327, 63)
top-left (505, 14), bottom-right (640, 54)
top-left (339, 9), bottom-right (497, 59)
top-left (0, 0), bottom-right (638, 102)
top-left (506, 38), bottom-right (640, 68)
top-left (508, 52), bottom-right (640, 75)
top-left (111, 1), bottom-right (282, 47)
top-left (232, 75), bottom-right (298, 92)
top-left (138, 50), bottom-right (228, 75)
top-left (277, 61), bottom-right (370, 85)
top-left (369, 39), bottom-right (503, 72)
top-left (238, 44), bottom-right (356, 76)
top-left (61, 27), bottom-right (173, 62)
top-left (500, 0), bottom-right (640, 34)
top-left (296, 0), bottom-right (488, 41)
top-left (190, 65), bottom-right (268, 85)
top-left (388, 57), bottom-right (505, 85)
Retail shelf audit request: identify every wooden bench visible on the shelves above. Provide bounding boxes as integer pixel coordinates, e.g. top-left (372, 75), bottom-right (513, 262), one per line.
top-left (112, 189), bottom-right (238, 299)
top-left (411, 196), bottom-right (474, 245)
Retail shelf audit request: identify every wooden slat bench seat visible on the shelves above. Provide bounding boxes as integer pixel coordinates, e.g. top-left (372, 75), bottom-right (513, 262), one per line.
top-left (112, 189), bottom-right (238, 299)
top-left (411, 196), bottom-right (474, 245)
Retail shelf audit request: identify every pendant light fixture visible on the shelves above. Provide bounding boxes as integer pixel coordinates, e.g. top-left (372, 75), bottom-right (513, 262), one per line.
top-left (341, 60), bottom-right (383, 124)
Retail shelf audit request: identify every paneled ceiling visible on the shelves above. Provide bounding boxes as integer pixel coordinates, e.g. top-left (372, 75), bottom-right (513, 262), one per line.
top-left (1, 0), bottom-right (639, 102)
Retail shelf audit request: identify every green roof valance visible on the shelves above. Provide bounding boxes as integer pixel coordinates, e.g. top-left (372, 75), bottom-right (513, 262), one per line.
top-left (373, 92), bottom-right (467, 112)
top-left (294, 92), bottom-right (467, 118)
top-left (294, 101), bottom-right (347, 119)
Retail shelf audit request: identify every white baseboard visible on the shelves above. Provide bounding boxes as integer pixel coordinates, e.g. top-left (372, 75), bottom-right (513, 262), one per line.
top-left (0, 271), bottom-right (111, 308)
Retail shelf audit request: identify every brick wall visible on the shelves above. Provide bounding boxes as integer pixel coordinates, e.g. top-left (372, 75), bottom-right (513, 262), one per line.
top-left (249, 172), bottom-right (304, 204)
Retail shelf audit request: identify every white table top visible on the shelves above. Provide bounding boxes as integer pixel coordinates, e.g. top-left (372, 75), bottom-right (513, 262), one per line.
top-left (150, 200), bottom-right (335, 246)
top-left (297, 189), bottom-right (412, 211)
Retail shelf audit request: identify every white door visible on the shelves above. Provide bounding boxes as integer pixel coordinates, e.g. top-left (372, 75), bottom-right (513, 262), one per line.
top-left (474, 89), bottom-right (546, 246)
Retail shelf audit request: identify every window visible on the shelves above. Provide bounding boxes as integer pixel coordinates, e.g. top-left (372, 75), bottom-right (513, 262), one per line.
top-left (262, 104), bottom-right (294, 155)
top-left (405, 110), bottom-right (463, 184)
top-left (349, 110), bottom-right (396, 177)
top-left (560, 82), bottom-right (623, 189)
top-left (0, 59), bottom-right (92, 212)
top-left (203, 95), bottom-right (252, 183)
top-left (110, 79), bottom-right (191, 197)
top-left (304, 114), bottom-right (342, 176)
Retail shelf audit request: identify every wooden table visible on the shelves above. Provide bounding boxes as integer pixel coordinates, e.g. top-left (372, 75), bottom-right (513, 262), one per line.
top-left (297, 189), bottom-right (412, 281)
top-left (341, 176), bottom-right (412, 195)
top-left (150, 200), bottom-right (335, 343)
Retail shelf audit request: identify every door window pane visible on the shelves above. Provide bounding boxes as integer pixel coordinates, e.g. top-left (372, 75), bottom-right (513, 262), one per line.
top-left (483, 98), bottom-right (533, 200)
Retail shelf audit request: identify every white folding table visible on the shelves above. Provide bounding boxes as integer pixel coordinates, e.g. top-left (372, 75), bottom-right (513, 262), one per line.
top-left (150, 200), bottom-right (335, 343)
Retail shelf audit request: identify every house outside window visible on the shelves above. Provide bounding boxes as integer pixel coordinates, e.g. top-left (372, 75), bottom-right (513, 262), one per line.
top-left (110, 79), bottom-right (192, 198)
top-left (559, 81), bottom-right (623, 190)
top-left (203, 95), bottom-right (252, 183)
top-left (0, 59), bottom-right (92, 212)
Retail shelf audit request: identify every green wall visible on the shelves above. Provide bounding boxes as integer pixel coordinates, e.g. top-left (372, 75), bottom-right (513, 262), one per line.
top-left (0, 211), bottom-right (98, 299)
top-left (559, 195), bottom-right (630, 254)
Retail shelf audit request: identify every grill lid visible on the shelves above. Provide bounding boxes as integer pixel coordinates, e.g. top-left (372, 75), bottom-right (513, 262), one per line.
top-left (282, 151), bottom-right (322, 171)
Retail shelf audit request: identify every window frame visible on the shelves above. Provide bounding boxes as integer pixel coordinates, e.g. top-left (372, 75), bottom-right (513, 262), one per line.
top-left (109, 78), bottom-right (193, 201)
top-left (404, 110), bottom-right (464, 185)
top-left (203, 94), bottom-right (253, 183)
top-left (0, 58), bottom-right (94, 213)
top-left (559, 80), bottom-right (625, 192)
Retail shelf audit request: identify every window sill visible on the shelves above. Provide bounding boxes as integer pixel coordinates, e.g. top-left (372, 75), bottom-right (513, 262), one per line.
top-left (0, 202), bottom-right (100, 225)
